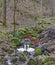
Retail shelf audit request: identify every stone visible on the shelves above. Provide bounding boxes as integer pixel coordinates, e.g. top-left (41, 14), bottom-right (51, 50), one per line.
top-left (0, 49), bottom-right (5, 56)
top-left (39, 28), bottom-right (55, 43)
top-left (43, 51), bottom-right (50, 56)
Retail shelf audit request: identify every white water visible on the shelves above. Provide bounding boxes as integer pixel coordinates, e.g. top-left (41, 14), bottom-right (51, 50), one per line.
top-left (17, 48), bottom-right (26, 52)
top-left (7, 60), bottom-right (12, 65)
top-left (17, 44), bottom-right (35, 53)
top-left (27, 48), bottom-right (35, 52)
top-left (17, 48), bottom-right (35, 52)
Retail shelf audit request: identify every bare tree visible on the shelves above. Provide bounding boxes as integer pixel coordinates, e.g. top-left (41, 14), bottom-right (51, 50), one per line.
top-left (47, 0), bottom-right (54, 16)
top-left (3, 0), bottom-right (6, 26)
top-left (46, 0), bottom-right (48, 10)
top-left (51, 0), bottom-right (54, 16)
top-left (41, 0), bottom-right (43, 17)
top-left (13, 0), bottom-right (16, 36)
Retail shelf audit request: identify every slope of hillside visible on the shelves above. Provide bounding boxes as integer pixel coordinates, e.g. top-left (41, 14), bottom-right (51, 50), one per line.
top-left (0, 0), bottom-right (55, 31)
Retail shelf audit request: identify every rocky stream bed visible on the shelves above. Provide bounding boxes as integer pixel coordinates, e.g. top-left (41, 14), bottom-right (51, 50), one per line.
top-left (0, 28), bottom-right (55, 65)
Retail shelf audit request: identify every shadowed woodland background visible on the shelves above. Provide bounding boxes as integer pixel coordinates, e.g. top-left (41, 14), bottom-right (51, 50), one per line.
top-left (0, 0), bottom-right (55, 31)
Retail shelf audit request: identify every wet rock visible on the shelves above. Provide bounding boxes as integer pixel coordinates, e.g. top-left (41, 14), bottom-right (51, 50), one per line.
top-left (11, 49), bottom-right (18, 55)
top-left (39, 28), bottom-right (55, 43)
top-left (0, 49), bottom-right (5, 56)
top-left (40, 43), bottom-right (49, 52)
top-left (43, 51), bottom-right (50, 56)
top-left (36, 55), bottom-right (46, 62)
top-left (5, 54), bottom-right (13, 65)
top-left (47, 45), bottom-right (55, 52)
top-left (47, 28), bottom-right (55, 39)
top-left (0, 43), bottom-right (13, 54)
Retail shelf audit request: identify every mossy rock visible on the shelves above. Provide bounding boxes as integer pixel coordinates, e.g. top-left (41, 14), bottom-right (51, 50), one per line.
top-left (47, 47), bottom-right (54, 52)
top-left (1, 46), bottom-right (8, 52)
top-left (8, 48), bottom-right (14, 54)
top-left (0, 56), bottom-right (4, 61)
top-left (0, 61), bottom-right (6, 65)
top-left (23, 51), bottom-right (28, 55)
top-left (27, 58), bottom-right (37, 65)
top-left (19, 55), bottom-right (26, 62)
top-left (35, 48), bottom-right (42, 55)
top-left (31, 37), bottom-right (37, 41)
top-left (29, 43), bottom-right (33, 47)
top-left (11, 56), bottom-right (17, 63)
top-left (38, 27), bottom-right (45, 33)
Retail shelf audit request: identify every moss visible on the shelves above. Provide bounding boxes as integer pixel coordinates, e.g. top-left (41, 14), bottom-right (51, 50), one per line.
top-left (11, 37), bottom-right (21, 48)
top-left (0, 0), bottom-right (2, 8)
top-left (19, 55), bottom-right (26, 62)
top-left (38, 20), bottom-right (47, 25)
top-left (45, 57), bottom-right (55, 62)
top-left (44, 61), bottom-right (55, 65)
top-left (0, 61), bottom-right (6, 65)
top-left (35, 48), bottom-right (42, 55)
top-left (0, 38), bottom-right (4, 44)
top-left (44, 62), bottom-right (51, 65)
top-left (11, 56), bottom-right (17, 63)
top-left (1, 46), bottom-right (8, 52)
top-left (0, 56), bottom-right (4, 60)
top-left (23, 51), bottom-right (28, 54)
top-left (38, 27), bottom-right (45, 33)
top-left (31, 37), bottom-right (36, 41)
top-left (27, 58), bottom-right (37, 65)
top-left (0, 20), bottom-right (3, 25)
top-left (8, 48), bottom-right (14, 54)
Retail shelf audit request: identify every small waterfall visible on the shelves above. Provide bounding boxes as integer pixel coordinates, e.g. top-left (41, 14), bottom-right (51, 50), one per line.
top-left (27, 45), bottom-right (29, 48)
top-left (24, 45), bottom-right (27, 49)
top-left (7, 59), bottom-right (12, 65)
top-left (24, 45), bottom-right (29, 49)
top-left (5, 54), bottom-right (12, 65)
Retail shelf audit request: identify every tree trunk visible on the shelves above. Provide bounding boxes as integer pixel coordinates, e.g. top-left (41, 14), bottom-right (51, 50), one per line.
top-left (51, 0), bottom-right (54, 16)
top-left (3, 0), bottom-right (6, 26)
top-left (41, 0), bottom-right (43, 17)
top-left (13, 0), bottom-right (16, 36)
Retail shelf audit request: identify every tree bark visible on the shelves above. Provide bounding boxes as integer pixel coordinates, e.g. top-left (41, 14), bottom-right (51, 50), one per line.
top-left (41, 0), bottom-right (43, 17)
top-left (3, 0), bottom-right (6, 26)
top-left (13, 0), bottom-right (16, 36)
